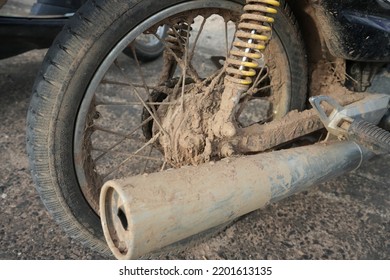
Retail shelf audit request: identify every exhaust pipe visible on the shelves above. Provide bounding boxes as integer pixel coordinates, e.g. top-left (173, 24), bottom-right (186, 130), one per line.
top-left (100, 141), bottom-right (373, 259)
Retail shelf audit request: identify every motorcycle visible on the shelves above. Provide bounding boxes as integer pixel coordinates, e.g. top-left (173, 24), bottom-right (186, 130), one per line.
top-left (5, 0), bottom-right (388, 259)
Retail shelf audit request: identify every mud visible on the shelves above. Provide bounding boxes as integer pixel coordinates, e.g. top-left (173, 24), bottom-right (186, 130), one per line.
top-left (1, 0), bottom-right (389, 260)
top-left (310, 58), bottom-right (352, 96)
top-left (157, 28), bottom-right (289, 166)
top-left (157, 82), bottom-right (220, 166)
top-left (233, 109), bottom-right (323, 153)
top-left (292, 1), bottom-right (356, 98)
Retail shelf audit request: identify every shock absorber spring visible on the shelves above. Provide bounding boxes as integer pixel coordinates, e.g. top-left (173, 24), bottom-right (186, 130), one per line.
top-left (226, 0), bottom-right (280, 85)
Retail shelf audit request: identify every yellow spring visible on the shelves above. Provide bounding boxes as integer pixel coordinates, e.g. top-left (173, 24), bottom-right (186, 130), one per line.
top-left (226, 0), bottom-right (280, 85)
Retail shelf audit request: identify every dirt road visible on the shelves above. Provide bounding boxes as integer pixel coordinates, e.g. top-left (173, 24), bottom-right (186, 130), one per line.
top-left (1, 0), bottom-right (390, 260)
top-left (0, 48), bottom-right (389, 259)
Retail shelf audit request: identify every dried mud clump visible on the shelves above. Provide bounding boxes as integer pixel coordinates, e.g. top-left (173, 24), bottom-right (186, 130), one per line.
top-left (156, 84), bottom-right (222, 167)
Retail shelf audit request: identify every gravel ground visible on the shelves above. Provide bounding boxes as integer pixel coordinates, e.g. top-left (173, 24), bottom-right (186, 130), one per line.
top-left (0, 49), bottom-right (389, 260)
top-left (0, 0), bottom-right (389, 260)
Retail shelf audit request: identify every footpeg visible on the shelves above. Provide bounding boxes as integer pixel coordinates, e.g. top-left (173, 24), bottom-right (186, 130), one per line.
top-left (310, 94), bottom-right (390, 154)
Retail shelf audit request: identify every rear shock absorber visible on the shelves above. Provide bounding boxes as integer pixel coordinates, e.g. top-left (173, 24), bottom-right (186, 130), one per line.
top-left (212, 0), bottom-right (280, 140)
top-left (225, 0), bottom-right (280, 86)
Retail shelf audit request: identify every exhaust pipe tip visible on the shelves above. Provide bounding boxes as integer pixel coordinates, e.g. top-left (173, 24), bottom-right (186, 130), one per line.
top-left (100, 183), bottom-right (134, 260)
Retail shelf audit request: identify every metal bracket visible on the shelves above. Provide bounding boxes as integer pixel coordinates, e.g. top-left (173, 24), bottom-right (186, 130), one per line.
top-left (309, 94), bottom-right (390, 139)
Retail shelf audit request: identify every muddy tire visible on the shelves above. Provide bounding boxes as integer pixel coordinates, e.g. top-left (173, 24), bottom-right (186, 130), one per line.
top-left (27, 0), bottom-right (307, 258)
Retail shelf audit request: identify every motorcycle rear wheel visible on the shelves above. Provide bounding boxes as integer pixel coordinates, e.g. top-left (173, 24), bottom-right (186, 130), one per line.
top-left (27, 0), bottom-right (307, 258)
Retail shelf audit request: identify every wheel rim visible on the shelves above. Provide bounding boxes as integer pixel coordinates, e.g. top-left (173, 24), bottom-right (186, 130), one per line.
top-left (74, 0), bottom-right (291, 214)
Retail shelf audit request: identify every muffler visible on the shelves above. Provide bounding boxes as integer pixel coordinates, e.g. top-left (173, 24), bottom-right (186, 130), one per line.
top-left (100, 140), bottom-right (373, 259)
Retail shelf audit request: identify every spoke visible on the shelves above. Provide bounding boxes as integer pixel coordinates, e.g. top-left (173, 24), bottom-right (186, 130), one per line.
top-left (203, 20), bottom-right (233, 94)
top-left (253, 65), bottom-right (268, 87)
top-left (96, 101), bottom-right (177, 106)
top-left (171, 25), bottom-right (186, 54)
top-left (230, 24), bottom-right (236, 52)
top-left (154, 32), bottom-right (201, 83)
top-left (130, 45), bottom-right (164, 127)
top-left (180, 22), bottom-right (192, 110)
top-left (172, 75), bottom-right (183, 98)
top-left (132, 86), bottom-right (167, 134)
top-left (101, 79), bottom-right (171, 93)
top-left (113, 60), bottom-right (167, 134)
top-left (130, 46), bottom-right (152, 97)
top-left (254, 84), bottom-right (272, 94)
top-left (99, 81), bottom-right (174, 96)
top-left (93, 125), bottom-right (144, 142)
top-left (244, 84), bottom-right (272, 98)
top-left (225, 20), bottom-right (229, 58)
top-left (236, 95), bottom-right (251, 119)
top-left (94, 115), bottom-right (152, 162)
top-left (188, 17), bottom-right (206, 63)
top-left (247, 64), bottom-right (269, 95)
top-left (102, 131), bottom-right (161, 179)
top-left (92, 147), bottom-right (162, 161)
top-left (160, 160), bottom-right (167, 172)
top-left (205, 64), bottom-right (227, 95)
top-left (155, 33), bottom-right (182, 68)
top-left (101, 79), bottom-right (147, 88)
top-left (141, 146), bottom-right (153, 174)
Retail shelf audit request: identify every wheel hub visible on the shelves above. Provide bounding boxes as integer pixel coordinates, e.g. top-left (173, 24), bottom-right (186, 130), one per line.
top-left (155, 82), bottom-right (223, 167)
